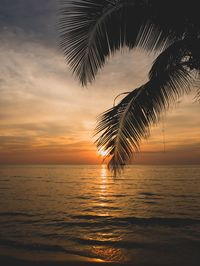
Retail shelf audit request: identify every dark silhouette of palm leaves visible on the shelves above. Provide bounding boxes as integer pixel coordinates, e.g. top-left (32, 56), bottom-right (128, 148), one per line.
top-left (58, 0), bottom-right (200, 174)
top-left (95, 39), bottom-right (198, 175)
top-left (59, 0), bottom-right (199, 85)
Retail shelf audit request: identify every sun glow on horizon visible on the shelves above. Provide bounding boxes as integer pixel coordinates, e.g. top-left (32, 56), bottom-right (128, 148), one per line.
top-left (97, 148), bottom-right (109, 157)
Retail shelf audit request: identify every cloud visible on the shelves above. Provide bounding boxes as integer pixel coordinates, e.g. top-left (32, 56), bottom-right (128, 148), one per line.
top-left (0, 0), bottom-right (57, 43)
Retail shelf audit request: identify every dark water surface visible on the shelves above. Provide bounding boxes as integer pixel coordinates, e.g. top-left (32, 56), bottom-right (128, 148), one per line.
top-left (0, 165), bottom-right (200, 265)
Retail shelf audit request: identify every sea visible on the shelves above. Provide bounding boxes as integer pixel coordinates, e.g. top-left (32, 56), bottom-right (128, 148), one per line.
top-left (0, 164), bottom-right (199, 265)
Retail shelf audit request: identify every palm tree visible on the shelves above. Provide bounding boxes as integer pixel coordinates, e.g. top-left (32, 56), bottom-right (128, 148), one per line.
top-left (59, 0), bottom-right (200, 174)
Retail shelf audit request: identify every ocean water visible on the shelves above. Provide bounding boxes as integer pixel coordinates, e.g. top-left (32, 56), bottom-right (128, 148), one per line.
top-left (0, 164), bottom-right (200, 265)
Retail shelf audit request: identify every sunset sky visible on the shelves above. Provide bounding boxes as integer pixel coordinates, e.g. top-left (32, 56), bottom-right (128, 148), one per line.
top-left (0, 0), bottom-right (199, 165)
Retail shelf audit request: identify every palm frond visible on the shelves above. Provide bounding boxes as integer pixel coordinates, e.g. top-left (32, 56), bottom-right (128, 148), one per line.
top-left (58, 0), bottom-right (155, 85)
top-left (95, 63), bottom-right (193, 175)
top-left (59, 0), bottom-right (131, 85)
top-left (195, 88), bottom-right (200, 102)
top-left (58, 0), bottom-right (200, 85)
top-left (150, 38), bottom-right (200, 79)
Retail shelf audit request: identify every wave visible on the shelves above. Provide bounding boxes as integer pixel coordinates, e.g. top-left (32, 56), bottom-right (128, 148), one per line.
top-left (71, 214), bottom-right (110, 220)
top-left (72, 237), bottom-right (155, 249)
top-left (11, 176), bottom-right (43, 179)
top-left (0, 212), bottom-right (35, 218)
top-left (112, 217), bottom-right (200, 227)
top-left (144, 201), bottom-right (159, 204)
top-left (1, 211), bottom-right (199, 228)
top-left (46, 216), bottom-right (200, 229)
top-left (139, 192), bottom-right (159, 196)
top-left (0, 238), bottom-right (101, 260)
top-left (138, 192), bottom-right (162, 199)
top-left (0, 238), bottom-right (66, 252)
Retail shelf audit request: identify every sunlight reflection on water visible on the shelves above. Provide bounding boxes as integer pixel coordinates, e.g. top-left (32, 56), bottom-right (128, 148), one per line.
top-left (99, 165), bottom-right (109, 202)
top-left (92, 246), bottom-right (126, 262)
top-left (89, 165), bottom-right (125, 262)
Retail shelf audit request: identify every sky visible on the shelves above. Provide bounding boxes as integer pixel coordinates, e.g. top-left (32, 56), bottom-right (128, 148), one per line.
top-left (0, 0), bottom-right (199, 165)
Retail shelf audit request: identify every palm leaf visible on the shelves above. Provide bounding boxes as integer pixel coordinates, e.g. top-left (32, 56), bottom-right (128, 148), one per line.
top-left (95, 62), bottom-right (193, 175)
top-left (95, 39), bottom-right (199, 174)
top-left (150, 38), bottom-right (200, 101)
top-left (58, 0), bottom-right (200, 85)
top-left (150, 38), bottom-right (200, 78)
top-left (58, 0), bottom-right (160, 85)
